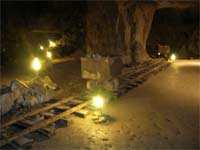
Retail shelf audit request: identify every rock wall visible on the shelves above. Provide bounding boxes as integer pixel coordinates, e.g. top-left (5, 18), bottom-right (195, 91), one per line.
top-left (86, 1), bottom-right (156, 63)
top-left (147, 7), bottom-right (199, 58)
top-left (86, 1), bottom-right (120, 56)
top-left (86, 1), bottom-right (197, 63)
top-left (132, 3), bottom-right (156, 62)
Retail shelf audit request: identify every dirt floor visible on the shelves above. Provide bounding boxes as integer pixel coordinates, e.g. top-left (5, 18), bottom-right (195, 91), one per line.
top-left (29, 60), bottom-right (199, 150)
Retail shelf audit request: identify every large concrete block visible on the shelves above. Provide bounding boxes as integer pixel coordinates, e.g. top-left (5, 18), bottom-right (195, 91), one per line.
top-left (81, 57), bottom-right (123, 81)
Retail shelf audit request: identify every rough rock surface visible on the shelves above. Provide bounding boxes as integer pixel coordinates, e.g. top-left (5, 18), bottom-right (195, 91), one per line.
top-left (86, 1), bottom-right (154, 63)
top-left (86, 1), bottom-right (197, 63)
top-left (0, 76), bottom-right (57, 116)
top-left (0, 92), bottom-right (17, 116)
top-left (147, 7), bottom-right (199, 58)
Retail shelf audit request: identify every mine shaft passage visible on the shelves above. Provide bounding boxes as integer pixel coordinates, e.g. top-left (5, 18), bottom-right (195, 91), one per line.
top-left (1, 1), bottom-right (199, 149)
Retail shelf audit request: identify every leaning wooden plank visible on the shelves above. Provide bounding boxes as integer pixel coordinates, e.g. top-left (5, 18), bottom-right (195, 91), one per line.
top-left (1, 97), bottom-right (74, 129)
top-left (0, 100), bottom-right (91, 146)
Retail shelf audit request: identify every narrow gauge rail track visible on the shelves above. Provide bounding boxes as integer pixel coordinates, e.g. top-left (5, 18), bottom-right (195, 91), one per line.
top-left (0, 98), bottom-right (92, 148)
top-left (0, 58), bottom-right (170, 149)
top-left (116, 58), bottom-right (170, 95)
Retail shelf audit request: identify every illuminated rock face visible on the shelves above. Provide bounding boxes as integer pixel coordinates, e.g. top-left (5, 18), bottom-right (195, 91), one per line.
top-left (86, 1), bottom-right (155, 63)
top-left (86, 1), bottom-right (196, 63)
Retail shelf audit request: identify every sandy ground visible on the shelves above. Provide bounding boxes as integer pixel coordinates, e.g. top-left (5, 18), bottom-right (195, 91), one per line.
top-left (31, 60), bottom-right (200, 150)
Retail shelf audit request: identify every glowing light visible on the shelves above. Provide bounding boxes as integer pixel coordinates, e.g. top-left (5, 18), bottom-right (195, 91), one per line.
top-left (170, 54), bottom-right (176, 61)
top-left (40, 45), bottom-right (44, 50)
top-left (158, 52), bottom-right (160, 56)
top-left (32, 57), bottom-right (41, 71)
top-left (49, 40), bottom-right (56, 48)
top-left (92, 96), bottom-right (104, 108)
top-left (46, 51), bottom-right (52, 59)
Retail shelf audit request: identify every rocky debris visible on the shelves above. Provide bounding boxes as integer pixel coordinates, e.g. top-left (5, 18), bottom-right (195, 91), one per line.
top-left (92, 111), bottom-right (113, 124)
top-left (31, 76), bottom-right (57, 90)
top-left (0, 76), bottom-right (57, 116)
top-left (0, 92), bottom-right (18, 116)
top-left (10, 79), bottom-right (29, 92)
top-left (22, 95), bottom-right (39, 109)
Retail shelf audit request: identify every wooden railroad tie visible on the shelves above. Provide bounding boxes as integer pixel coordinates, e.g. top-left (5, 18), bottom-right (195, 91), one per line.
top-left (0, 100), bottom-right (91, 147)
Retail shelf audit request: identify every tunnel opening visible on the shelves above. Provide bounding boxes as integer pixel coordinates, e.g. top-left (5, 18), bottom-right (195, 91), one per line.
top-left (147, 7), bottom-right (199, 59)
top-left (1, 1), bottom-right (87, 70)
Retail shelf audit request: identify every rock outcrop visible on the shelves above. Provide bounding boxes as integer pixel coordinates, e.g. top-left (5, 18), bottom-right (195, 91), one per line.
top-left (86, 0), bottom-right (197, 63)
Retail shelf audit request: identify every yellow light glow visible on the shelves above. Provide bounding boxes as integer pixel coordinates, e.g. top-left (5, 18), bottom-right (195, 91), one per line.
top-left (158, 52), bottom-right (160, 56)
top-left (49, 40), bottom-right (56, 48)
top-left (40, 45), bottom-right (44, 50)
top-left (32, 57), bottom-right (41, 71)
top-left (170, 54), bottom-right (176, 61)
top-left (92, 96), bottom-right (104, 108)
top-left (46, 51), bottom-right (52, 59)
